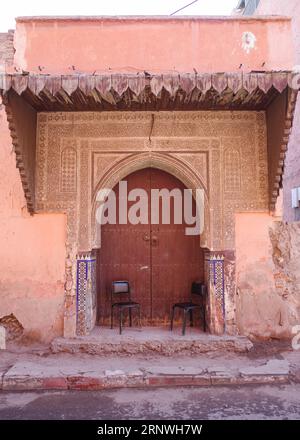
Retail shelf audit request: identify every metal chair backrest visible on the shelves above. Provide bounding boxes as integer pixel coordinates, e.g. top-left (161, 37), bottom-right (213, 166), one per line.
top-left (111, 281), bottom-right (131, 302)
top-left (191, 281), bottom-right (206, 301)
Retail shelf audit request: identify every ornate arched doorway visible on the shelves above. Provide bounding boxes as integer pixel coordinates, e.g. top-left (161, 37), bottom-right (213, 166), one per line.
top-left (97, 167), bottom-right (205, 325)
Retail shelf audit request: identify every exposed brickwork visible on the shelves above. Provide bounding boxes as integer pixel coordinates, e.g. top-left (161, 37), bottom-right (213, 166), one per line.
top-left (0, 31), bottom-right (14, 70)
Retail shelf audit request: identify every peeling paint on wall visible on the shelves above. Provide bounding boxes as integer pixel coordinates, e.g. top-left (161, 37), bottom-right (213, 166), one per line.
top-left (242, 31), bottom-right (257, 54)
top-left (0, 313), bottom-right (23, 341)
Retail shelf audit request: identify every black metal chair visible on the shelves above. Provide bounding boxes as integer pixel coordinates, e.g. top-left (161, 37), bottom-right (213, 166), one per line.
top-left (170, 281), bottom-right (206, 336)
top-left (110, 281), bottom-right (141, 334)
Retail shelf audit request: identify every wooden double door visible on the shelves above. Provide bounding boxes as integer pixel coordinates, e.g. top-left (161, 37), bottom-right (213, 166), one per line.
top-left (98, 168), bottom-right (204, 324)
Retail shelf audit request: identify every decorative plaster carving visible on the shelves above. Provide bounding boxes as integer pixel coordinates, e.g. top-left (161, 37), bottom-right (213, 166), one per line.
top-left (36, 111), bottom-right (269, 252)
top-left (224, 148), bottom-right (241, 193)
top-left (172, 152), bottom-right (208, 188)
top-left (60, 144), bottom-right (77, 193)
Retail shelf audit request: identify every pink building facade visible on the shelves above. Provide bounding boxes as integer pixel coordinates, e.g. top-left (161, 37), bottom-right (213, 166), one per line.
top-left (0, 15), bottom-right (299, 343)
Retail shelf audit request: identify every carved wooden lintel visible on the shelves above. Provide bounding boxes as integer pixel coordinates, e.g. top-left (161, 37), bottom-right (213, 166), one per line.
top-left (2, 93), bottom-right (36, 214)
top-left (269, 89), bottom-right (298, 211)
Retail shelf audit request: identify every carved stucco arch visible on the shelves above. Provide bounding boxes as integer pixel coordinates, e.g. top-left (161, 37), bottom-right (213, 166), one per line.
top-left (90, 151), bottom-right (210, 250)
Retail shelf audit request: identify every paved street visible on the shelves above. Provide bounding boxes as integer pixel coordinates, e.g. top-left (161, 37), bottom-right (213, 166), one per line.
top-left (0, 384), bottom-right (300, 420)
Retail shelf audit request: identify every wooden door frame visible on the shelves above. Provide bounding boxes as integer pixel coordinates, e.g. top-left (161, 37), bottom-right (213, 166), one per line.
top-left (74, 153), bottom-right (237, 337)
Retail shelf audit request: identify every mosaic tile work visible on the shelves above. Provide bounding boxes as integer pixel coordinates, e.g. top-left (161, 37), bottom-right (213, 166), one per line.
top-left (205, 253), bottom-right (225, 334)
top-left (76, 253), bottom-right (97, 336)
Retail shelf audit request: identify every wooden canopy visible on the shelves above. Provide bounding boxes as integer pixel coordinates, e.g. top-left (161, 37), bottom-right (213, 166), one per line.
top-left (0, 71), bottom-right (298, 214)
top-left (0, 71), bottom-right (296, 111)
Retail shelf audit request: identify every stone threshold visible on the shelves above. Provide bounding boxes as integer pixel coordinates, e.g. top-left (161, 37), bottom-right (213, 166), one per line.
top-left (51, 331), bottom-right (253, 356)
top-left (0, 359), bottom-right (292, 392)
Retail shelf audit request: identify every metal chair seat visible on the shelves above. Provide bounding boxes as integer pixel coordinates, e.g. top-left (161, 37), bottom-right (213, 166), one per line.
top-left (112, 301), bottom-right (140, 308)
top-left (110, 281), bottom-right (141, 334)
top-left (170, 282), bottom-right (206, 336)
top-left (172, 302), bottom-right (201, 309)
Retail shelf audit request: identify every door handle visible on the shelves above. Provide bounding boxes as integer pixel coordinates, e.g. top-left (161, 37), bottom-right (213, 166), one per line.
top-left (151, 235), bottom-right (158, 247)
top-left (143, 234), bottom-right (150, 241)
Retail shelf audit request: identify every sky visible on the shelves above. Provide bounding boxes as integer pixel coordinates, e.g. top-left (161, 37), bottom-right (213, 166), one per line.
top-left (0, 0), bottom-right (238, 31)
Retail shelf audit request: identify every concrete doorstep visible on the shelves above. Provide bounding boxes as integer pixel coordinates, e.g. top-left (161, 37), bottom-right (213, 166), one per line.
top-left (0, 359), bottom-right (291, 392)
